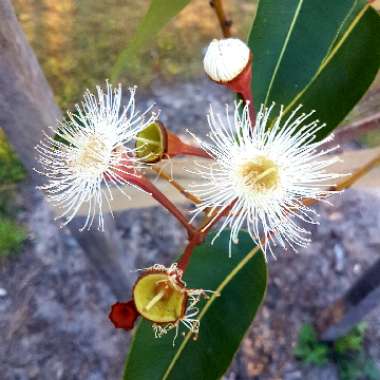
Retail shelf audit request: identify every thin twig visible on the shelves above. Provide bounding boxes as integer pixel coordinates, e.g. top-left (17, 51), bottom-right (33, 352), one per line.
top-left (303, 151), bottom-right (380, 207)
top-left (323, 112), bottom-right (380, 149)
top-left (177, 200), bottom-right (236, 271)
top-left (335, 152), bottom-right (380, 191)
top-left (209, 0), bottom-right (232, 38)
top-left (151, 165), bottom-right (202, 205)
top-left (117, 166), bottom-right (196, 239)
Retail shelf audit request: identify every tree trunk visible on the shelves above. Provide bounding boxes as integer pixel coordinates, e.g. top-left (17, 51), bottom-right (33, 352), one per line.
top-left (0, 0), bottom-right (129, 299)
top-left (0, 0), bottom-right (60, 180)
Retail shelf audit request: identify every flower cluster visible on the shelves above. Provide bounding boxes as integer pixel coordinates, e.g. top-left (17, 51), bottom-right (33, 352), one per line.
top-left (35, 37), bottom-right (343, 343)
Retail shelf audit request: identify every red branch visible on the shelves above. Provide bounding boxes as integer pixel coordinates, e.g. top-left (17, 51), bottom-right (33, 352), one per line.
top-left (165, 131), bottom-right (212, 159)
top-left (115, 163), bottom-right (196, 240)
top-left (177, 200), bottom-right (236, 272)
top-left (323, 112), bottom-right (380, 149)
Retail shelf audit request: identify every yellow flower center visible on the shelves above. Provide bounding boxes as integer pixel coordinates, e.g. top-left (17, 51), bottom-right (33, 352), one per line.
top-left (71, 135), bottom-right (109, 175)
top-left (239, 156), bottom-right (279, 192)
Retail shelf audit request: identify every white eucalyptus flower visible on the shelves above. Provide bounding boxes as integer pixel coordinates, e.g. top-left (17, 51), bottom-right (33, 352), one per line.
top-left (189, 102), bottom-right (342, 258)
top-left (203, 38), bottom-right (251, 83)
top-left (36, 83), bottom-right (156, 231)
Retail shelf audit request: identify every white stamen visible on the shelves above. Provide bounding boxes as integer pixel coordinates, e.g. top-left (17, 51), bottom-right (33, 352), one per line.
top-left (35, 82), bottom-right (157, 230)
top-left (189, 102), bottom-right (344, 259)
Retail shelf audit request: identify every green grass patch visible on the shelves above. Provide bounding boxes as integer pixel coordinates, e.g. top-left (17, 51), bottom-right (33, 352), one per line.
top-left (295, 323), bottom-right (380, 380)
top-left (0, 216), bottom-right (27, 257)
top-left (294, 324), bottom-right (329, 365)
top-left (0, 130), bottom-right (27, 256)
top-left (0, 129), bottom-right (26, 185)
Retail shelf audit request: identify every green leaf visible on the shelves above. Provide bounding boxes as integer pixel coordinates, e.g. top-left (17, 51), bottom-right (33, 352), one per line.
top-left (111, 0), bottom-right (190, 81)
top-left (248, 0), bottom-right (380, 139)
top-left (124, 230), bottom-right (267, 380)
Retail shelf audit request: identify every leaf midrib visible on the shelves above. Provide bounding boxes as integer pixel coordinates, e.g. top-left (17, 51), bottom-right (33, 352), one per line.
top-left (161, 245), bottom-right (261, 380)
top-left (279, 3), bottom-right (369, 120)
top-left (263, 0), bottom-right (304, 106)
top-left (321, 0), bottom-right (359, 64)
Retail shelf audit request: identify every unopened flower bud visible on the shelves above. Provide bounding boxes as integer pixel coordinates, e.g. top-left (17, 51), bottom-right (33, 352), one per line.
top-left (203, 38), bottom-right (255, 121)
top-left (203, 38), bottom-right (251, 83)
top-left (135, 121), bottom-right (167, 163)
top-left (135, 121), bottom-right (210, 162)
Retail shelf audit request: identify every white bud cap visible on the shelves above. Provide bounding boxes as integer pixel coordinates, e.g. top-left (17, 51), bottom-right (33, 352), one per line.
top-left (203, 38), bottom-right (251, 83)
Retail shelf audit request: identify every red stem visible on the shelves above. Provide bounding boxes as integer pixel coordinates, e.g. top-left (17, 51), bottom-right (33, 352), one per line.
top-left (171, 144), bottom-right (211, 159)
top-left (177, 234), bottom-right (204, 272)
top-left (166, 131), bottom-right (212, 159)
top-left (177, 200), bottom-right (236, 272)
top-left (224, 55), bottom-right (256, 125)
top-left (321, 111), bottom-right (380, 150)
top-left (240, 88), bottom-right (256, 126)
top-left (115, 167), bottom-right (196, 239)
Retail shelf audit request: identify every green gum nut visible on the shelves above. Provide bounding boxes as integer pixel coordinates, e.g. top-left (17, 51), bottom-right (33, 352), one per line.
top-left (135, 121), bottom-right (167, 163)
top-left (133, 271), bottom-right (187, 323)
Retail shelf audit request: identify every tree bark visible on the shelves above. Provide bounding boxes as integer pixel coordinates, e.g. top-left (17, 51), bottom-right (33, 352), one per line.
top-left (0, 0), bottom-right (129, 299)
top-left (0, 0), bottom-right (60, 181)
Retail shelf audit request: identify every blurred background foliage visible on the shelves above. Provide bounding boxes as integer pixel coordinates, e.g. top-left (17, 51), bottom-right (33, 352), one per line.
top-left (0, 130), bottom-right (26, 257)
top-left (9, 0), bottom-right (380, 141)
top-left (12, 0), bottom-right (255, 110)
top-left (0, 216), bottom-right (26, 258)
top-left (294, 323), bottom-right (380, 380)
top-left (0, 130), bottom-right (25, 185)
